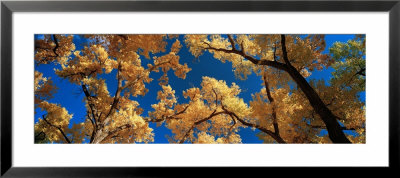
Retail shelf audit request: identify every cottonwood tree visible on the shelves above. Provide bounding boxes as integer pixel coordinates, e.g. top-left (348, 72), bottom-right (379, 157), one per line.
top-left (184, 34), bottom-right (365, 143)
top-left (34, 34), bottom-right (191, 143)
top-left (146, 76), bottom-right (290, 143)
top-left (313, 36), bottom-right (366, 143)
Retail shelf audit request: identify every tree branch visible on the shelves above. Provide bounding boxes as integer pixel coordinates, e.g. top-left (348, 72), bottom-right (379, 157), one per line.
top-left (280, 35), bottom-right (292, 66)
top-left (212, 88), bottom-right (219, 109)
top-left (343, 67), bottom-right (366, 88)
top-left (225, 111), bottom-right (286, 143)
top-left (86, 114), bottom-right (97, 143)
top-left (226, 114), bottom-right (237, 142)
top-left (179, 125), bottom-right (196, 144)
top-left (227, 34), bottom-right (237, 51)
top-left (103, 64), bottom-right (123, 126)
top-left (42, 115), bottom-right (71, 143)
top-left (145, 102), bottom-right (192, 123)
top-left (311, 125), bottom-right (357, 131)
top-left (203, 41), bottom-right (288, 71)
top-left (34, 131), bottom-right (46, 141)
top-left (179, 110), bottom-right (225, 143)
top-left (34, 35), bottom-right (61, 64)
top-left (356, 68), bottom-right (366, 76)
top-left (273, 42), bottom-right (277, 61)
top-left (51, 34), bottom-right (60, 58)
top-left (102, 124), bottom-right (133, 142)
top-left (262, 74), bottom-right (281, 136)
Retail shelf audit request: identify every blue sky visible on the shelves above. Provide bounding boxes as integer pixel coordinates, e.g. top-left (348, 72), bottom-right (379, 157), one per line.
top-left (35, 34), bottom-right (362, 143)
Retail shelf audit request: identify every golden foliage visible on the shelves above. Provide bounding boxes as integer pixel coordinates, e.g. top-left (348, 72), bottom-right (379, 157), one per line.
top-left (35, 34), bottom-right (191, 143)
top-left (148, 76), bottom-right (251, 143)
top-left (34, 34), bottom-right (365, 144)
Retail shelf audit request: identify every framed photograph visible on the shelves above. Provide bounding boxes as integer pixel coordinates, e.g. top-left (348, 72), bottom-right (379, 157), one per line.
top-left (1, 0), bottom-right (399, 177)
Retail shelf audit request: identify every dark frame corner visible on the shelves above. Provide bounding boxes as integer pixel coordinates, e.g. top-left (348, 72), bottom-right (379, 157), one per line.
top-left (1, 0), bottom-right (399, 177)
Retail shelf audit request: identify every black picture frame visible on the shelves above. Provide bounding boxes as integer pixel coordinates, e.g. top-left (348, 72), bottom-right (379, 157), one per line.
top-left (1, 0), bottom-right (399, 177)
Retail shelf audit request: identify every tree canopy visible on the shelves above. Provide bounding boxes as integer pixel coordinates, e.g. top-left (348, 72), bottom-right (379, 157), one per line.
top-left (34, 34), bottom-right (365, 144)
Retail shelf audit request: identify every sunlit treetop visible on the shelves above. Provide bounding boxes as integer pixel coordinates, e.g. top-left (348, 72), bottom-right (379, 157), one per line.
top-left (184, 34), bottom-right (365, 143)
top-left (34, 34), bottom-right (365, 144)
top-left (34, 34), bottom-right (191, 143)
top-left (329, 35), bottom-right (366, 92)
top-left (147, 76), bottom-right (252, 143)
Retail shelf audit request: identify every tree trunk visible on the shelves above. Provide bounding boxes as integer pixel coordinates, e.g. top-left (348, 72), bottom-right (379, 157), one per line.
top-left (285, 65), bottom-right (351, 143)
top-left (91, 129), bottom-right (108, 144)
top-left (273, 135), bottom-right (286, 144)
